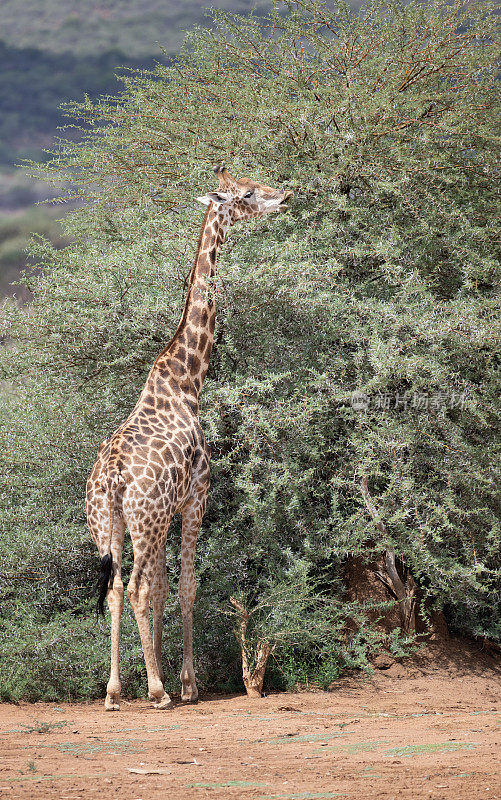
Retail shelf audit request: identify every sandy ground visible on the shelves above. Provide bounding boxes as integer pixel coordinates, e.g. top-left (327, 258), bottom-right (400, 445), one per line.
top-left (0, 666), bottom-right (499, 800)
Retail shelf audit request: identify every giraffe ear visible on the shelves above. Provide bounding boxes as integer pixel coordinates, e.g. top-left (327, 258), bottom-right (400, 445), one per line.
top-left (196, 192), bottom-right (229, 206)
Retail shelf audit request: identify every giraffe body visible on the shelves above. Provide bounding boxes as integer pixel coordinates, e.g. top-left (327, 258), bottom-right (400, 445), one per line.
top-left (86, 167), bottom-right (292, 710)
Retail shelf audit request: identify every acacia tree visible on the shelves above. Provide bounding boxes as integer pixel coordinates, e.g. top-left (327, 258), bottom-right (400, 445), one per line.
top-left (0, 0), bottom-right (499, 700)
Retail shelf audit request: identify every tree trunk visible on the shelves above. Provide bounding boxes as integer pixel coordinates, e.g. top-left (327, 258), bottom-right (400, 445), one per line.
top-left (230, 596), bottom-right (272, 698)
top-left (360, 476), bottom-right (417, 634)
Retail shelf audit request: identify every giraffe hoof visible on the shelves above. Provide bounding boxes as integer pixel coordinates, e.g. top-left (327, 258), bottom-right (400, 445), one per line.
top-left (152, 693), bottom-right (174, 710)
top-left (104, 695), bottom-right (120, 712)
top-left (181, 693), bottom-right (199, 704)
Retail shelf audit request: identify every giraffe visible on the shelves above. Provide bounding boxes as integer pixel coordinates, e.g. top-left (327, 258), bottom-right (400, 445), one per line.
top-left (86, 165), bottom-right (292, 711)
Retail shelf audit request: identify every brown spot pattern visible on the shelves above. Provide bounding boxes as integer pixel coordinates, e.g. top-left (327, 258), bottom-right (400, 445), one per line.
top-left (86, 167), bottom-right (290, 711)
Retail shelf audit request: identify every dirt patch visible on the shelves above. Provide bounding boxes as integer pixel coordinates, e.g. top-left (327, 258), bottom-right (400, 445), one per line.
top-left (0, 659), bottom-right (499, 800)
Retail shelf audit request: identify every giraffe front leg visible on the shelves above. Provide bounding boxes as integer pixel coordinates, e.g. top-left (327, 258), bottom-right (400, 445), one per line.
top-left (179, 504), bottom-right (202, 703)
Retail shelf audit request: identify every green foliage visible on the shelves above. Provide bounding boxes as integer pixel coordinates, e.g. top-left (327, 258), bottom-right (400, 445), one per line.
top-left (0, 0), bottom-right (499, 700)
top-left (226, 562), bottom-right (399, 690)
top-left (0, 611), bottom-right (148, 702)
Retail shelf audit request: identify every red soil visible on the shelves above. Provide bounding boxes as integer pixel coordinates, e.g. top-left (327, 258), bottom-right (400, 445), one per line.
top-left (0, 643), bottom-right (499, 800)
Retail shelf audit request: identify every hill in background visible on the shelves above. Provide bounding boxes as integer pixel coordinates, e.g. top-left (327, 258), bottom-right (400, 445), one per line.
top-left (1, 0), bottom-right (272, 56)
top-left (0, 0), bottom-right (279, 297)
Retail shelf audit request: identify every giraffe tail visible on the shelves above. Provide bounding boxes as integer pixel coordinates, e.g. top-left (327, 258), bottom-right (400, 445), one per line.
top-left (97, 470), bottom-right (120, 616)
top-left (97, 554), bottom-right (113, 616)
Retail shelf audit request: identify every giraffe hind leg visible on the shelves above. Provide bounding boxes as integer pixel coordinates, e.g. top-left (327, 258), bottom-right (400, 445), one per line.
top-left (179, 499), bottom-right (204, 703)
top-left (105, 570), bottom-right (124, 711)
top-left (88, 507), bottom-right (126, 712)
top-left (151, 547), bottom-right (169, 683)
top-left (127, 522), bottom-right (173, 710)
top-left (105, 514), bottom-right (125, 711)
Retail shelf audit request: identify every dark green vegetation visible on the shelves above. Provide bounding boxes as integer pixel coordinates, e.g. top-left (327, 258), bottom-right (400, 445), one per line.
top-left (0, 0), bottom-right (499, 701)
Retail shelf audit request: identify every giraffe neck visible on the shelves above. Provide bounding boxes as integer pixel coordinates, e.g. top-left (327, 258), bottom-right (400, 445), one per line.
top-left (148, 206), bottom-right (230, 411)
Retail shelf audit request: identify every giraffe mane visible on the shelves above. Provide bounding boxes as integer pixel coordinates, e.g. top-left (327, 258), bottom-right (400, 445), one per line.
top-left (158, 205), bottom-right (212, 359)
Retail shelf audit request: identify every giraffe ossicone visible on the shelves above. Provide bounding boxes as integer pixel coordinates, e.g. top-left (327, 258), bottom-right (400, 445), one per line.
top-left (86, 166), bottom-right (292, 711)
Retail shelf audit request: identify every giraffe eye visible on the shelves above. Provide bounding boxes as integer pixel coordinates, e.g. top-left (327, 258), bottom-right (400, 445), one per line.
top-left (244, 191), bottom-right (253, 199)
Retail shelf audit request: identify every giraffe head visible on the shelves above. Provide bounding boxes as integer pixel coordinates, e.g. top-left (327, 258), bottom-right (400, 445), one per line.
top-left (196, 165), bottom-right (292, 222)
